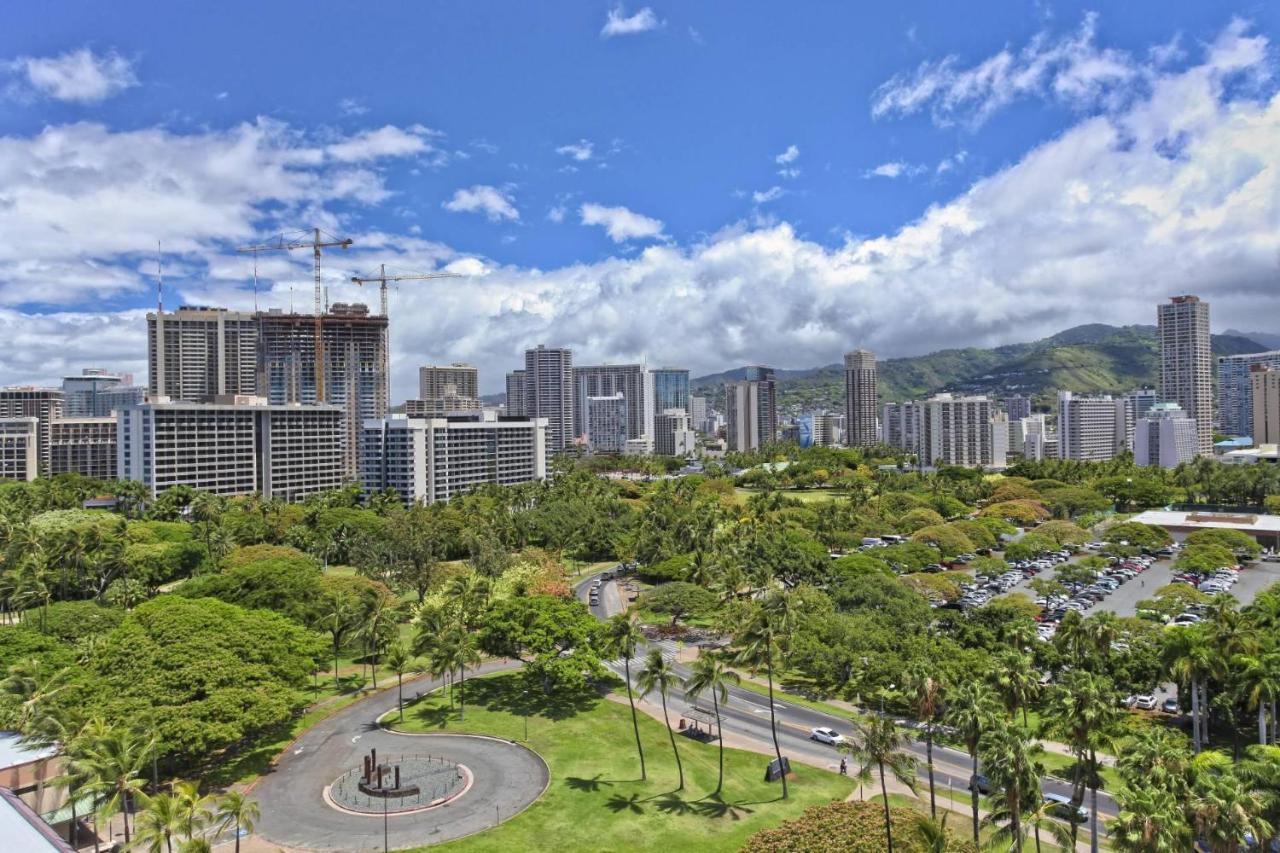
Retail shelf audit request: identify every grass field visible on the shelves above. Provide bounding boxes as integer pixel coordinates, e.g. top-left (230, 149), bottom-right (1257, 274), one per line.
top-left (734, 487), bottom-right (840, 504)
top-left (390, 673), bottom-right (854, 852)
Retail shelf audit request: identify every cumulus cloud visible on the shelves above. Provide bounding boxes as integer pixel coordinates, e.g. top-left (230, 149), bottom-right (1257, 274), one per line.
top-left (326, 125), bottom-right (439, 162)
top-left (580, 203), bottom-right (665, 242)
top-left (443, 185), bottom-right (520, 221)
top-left (555, 139), bottom-right (594, 161)
top-left (601, 7), bottom-right (661, 38)
top-left (752, 186), bottom-right (785, 203)
top-left (775, 144), bottom-right (800, 165)
top-left (1, 20), bottom-right (1278, 405)
top-left (9, 47), bottom-right (138, 103)
top-left (864, 161), bottom-right (925, 179)
top-left (872, 12), bottom-right (1142, 126)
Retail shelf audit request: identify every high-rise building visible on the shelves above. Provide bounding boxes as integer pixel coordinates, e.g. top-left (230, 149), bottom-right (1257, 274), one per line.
top-left (1250, 365), bottom-right (1280, 446)
top-left (918, 394), bottom-right (1005, 468)
top-left (573, 364), bottom-right (650, 441)
top-left (1057, 392), bottom-right (1126, 461)
top-left (1158, 295), bottom-right (1212, 456)
top-left (418, 364), bottom-right (479, 401)
top-left (147, 306), bottom-right (259, 400)
top-left (881, 402), bottom-right (919, 453)
top-left (49, 417), bottom-right (117, 480)
top-left (62, 369), bottom-right (143, 417)
top-left (359, 411), bottom-right (547, 506)
top-left (1023, 429), bottom-right (1058, 462)
top-left (1218, 351), bottom-right (1280, 438)
top-left (690, 395), bottom-right (709, 433)
top-left (1134, 402), bottom-right (1199, 469)
top-left (1122, 388), bottom-right (1160, 449)
top-left (524, 346), bottom-right (574, 453)
top-left (256, 303), bottom-right (389, 477)
top-left (651, 368), bottom-right (691, 418)
top-left (404, 396), bottom-right (482, 417)
top-left (725, 367), bottom-right (777, 452)
top-left (118, 397), bottom-right (346, 500)
top-left (1009, 414), bottom-right (1047, 456)
top-left (585, 394), bottom-right (628, 454)
top-left (1003, 395), bottom-right (1033, 421)
top-left (843, 349), bottom-right (878, 447)
top-left (654, 408), bottom-right (696, 456)
top-left (0, 387), bottom-right (64, 474)
top-left (0, 418), bottom-right (39, 482)
top-left (505, 370), bottom-right (526, 416)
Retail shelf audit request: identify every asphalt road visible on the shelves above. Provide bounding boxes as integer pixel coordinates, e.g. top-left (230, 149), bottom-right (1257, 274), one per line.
top-left (252, 660), bottom-right (548, 852)
top-left (573, 569), bottom-right (1119, 820)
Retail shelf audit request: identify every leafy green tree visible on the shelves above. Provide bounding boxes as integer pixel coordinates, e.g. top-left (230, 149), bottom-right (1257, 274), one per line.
top-left (640, 581), bottom-right (718, 626)
top-left (479, 596), bottom-right (602, 695)
top-left (602, 613), bottom-right (647, 781)
top-left (910, 525), bottom-right (975, 559)
top-left (841, 715), bottom-right (916, 853)
top-left (1101, 521), bottom-right (1172, 550)
top-left (897, 508), bottom-right (946, 533)
top-left (1184, 528), bottom-right (1262, 560)
top-left (683, 653), bottom-right (740, 796)
top-left (636, 648), bottom-right (684, 791)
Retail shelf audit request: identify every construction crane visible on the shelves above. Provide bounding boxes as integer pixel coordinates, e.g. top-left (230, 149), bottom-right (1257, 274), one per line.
top-left (237, 228), bottom-right (353, 402)
top-left (351, 264), bottom-right (464, 403)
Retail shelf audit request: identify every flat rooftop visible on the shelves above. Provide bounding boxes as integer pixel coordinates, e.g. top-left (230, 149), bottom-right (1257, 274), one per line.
top-left (1130, 510), bottom-right (1280, 534)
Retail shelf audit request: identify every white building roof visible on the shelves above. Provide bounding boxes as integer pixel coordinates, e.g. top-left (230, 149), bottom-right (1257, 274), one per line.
top-left (0, 733), bottom-right (57, 770)
top-left (1129, 510), bottom-right (1280, 534)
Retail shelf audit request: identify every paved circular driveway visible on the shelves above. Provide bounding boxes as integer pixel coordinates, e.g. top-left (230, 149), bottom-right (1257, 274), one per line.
top-left (252, 663), bottom-right (548, 851)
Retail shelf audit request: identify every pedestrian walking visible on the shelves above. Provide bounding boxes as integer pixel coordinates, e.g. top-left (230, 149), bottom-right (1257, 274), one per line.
top-left (839, 757), bottom-right (848, 776)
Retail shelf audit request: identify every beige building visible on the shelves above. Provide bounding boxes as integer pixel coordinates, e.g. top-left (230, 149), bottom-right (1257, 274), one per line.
top-left (1057, 392), bottom-right (1126, 461)
top-left (418, 363), bottom-right (479, 401)
top-left (919, 394), bottom-right (1005, 469)
top-left (1157, 295), bottom-right (1212, 456)
top-left (725, 367), bottom-right (777, 452)
top-left (843, 349), bottom-right (878, 448)
top-left (147, 306), bottom-right (259, 400)
top-left (49, 417), bottom-right (117, 480)
top-left (0, 419), bottom-right (39, 482)
top-left (1251, 365), bottom-right (1280, 446)
top-left (524, 346), bottom-right (574, 453)
top-left (0, 387), bottom-right (64, 474)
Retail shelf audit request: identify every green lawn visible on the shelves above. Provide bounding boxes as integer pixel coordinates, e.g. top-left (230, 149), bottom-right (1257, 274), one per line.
top-left (734, 487), bottom-right (841, 504)
top-left (390, 673), bottom-right (854, 852)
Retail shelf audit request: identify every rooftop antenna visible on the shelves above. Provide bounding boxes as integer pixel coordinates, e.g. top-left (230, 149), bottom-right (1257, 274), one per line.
top-left (156, 241), bottom-right (164, 313)
top-left (252, 254), bottom-right (260, 312)
top-left (289, 283), bottom-right (294, 314)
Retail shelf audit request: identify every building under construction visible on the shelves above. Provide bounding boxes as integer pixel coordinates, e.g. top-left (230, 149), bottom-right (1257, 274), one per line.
top-left (256, 303), bottom-right (389, 477)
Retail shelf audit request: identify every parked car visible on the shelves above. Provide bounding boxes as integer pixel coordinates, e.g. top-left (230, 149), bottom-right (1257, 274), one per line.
top-left (968, 774), bottom-right (992, 794)
top-left (1045, 793), bottom-right (1090, 823)
top-left (1161, 697), bottom-right (1180, 714)
top-left (1133, 694), bottom-right (1158, 711)
top-left (810, 727), bottom-right (845, 746)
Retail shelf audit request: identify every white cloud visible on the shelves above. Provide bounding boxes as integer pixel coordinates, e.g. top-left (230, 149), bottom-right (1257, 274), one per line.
top-left (580, 203), bottom-right (665, 242)
top-left (326, 125), bottom-right (437, 162)
top-left (443, 185), bottom-right (520, 221)
top-left (865, 161), bottom-right (926, 179)
top-left (555, 139), bottom-right (594, 161)
top-left (775, 144), bottom-right (800, 165)
top-left (547, 206), bottom-right (567, 223)
top-left (601, 7), bottom-right (662, 38)
top-left (872, 12), bottom-right (1142, 126)
top-left (935, 150), bottom-right (969, 175)
top-left (10, 48), bottom-right (137, 103)
top-left (338, 97), bottom-right (369, 116)
top-left (752, 186), bottom-right (785, 204)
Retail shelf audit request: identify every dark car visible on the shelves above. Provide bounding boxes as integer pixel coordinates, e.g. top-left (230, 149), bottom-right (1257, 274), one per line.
top-left (968, 774), bottom-right (992, 794)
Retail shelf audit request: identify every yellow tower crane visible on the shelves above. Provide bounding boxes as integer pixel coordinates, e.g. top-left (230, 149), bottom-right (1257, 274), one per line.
top-left (350, 264), bottom-right (464, 402)
top-left (237, 228), bottom-right (353, 402)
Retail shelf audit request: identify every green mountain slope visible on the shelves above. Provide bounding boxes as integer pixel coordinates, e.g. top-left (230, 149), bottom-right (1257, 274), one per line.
top-left (691, 324), bottom-right (1267, 413)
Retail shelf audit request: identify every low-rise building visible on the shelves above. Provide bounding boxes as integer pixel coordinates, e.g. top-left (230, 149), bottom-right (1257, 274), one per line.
top-left (117, 397), bottom-right (346, 500)
top-left (654, 408), bottom-right (697, 456)
top-left (404, 396), bottom-right (483, 417)
top-left (359, 411), bottom-right (547, 505)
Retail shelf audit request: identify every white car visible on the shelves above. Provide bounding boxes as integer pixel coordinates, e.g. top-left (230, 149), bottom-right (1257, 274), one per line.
top-left (810, 727), bottom-right (845, 746)
top-left (1133, 695), bottom-right (1158, 711)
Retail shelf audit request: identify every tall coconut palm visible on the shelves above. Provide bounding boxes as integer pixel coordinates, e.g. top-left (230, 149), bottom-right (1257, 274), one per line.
top-left (319, 594), bottom-right (357, 690)
top-left (212, 790), bottom-right (260, 853)
top-left (979, 726), bottom-right (1043, 853)
top-left (431, 626), bottom-right (482, 720)
top-left (904, 663), bottom-right (944, 817)
top-left (1115, 726), bottom-right (1192, 799)
top-left (83, 724), bottom-right (156, 845)
top-left (383, 641), bottom-right (414, 722)
top-left (132, 792), bottom-right (183, 853)
top-left (1239, 744), bottom-right (1280, 853)
top-left (1110, 784), bottom-right (1193, 852)
top-left (989, 791), bottom-right (1075, 853)
top-left (684, 653), bottom-right (740, 796)
top-left (943, 680), bottom-right (1001, 843)
top-left (1043, 669), bottom-right (1120, 853)
top-left (602, 613), bottom-right (648, 781)
top-left (636, 648), bottom-right (684, 791)
top-left (1163, 624), bottom-right (1214, 752)
top-left (172, 780), bottom-right (210, 843)
top-left (734, 593), bottom-right (795, 799)
top-left (1234, 650), bottom-right (1280, 746)
top-left (842, 714), bottom-right (916, 853)
top-left (993, 650), bottom-right (1040, 728)
top-left (1189, 766), bottom-right (1273, 853)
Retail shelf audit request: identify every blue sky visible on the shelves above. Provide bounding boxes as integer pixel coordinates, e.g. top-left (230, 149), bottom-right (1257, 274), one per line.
top-left (0, 2), bottom-right (1278, 395)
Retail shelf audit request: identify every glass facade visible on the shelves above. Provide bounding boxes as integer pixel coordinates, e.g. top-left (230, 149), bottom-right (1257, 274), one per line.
top-left (651, 368), bottom-right (690, 416)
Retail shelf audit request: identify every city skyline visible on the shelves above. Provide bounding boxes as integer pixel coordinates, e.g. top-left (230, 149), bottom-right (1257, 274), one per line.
top-left (0, 5), bottom-right (1277, 399)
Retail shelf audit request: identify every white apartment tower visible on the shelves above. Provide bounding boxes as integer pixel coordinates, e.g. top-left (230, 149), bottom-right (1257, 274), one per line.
top-left (573, 364), bottom-right (651, 442)
top-left (1057, 392), bottom-right (1126, 461)
top-left (881, 402), bottom-right (919, 453)
top-left (1157, 295), bottom-right (1212, 456)
top-left (1134, 402), bottom-right (1199, 469)
top-left (919, 394), bottom-right (1005, 469)
top-left (1218, 351), bottom-right (1280, 439)
top-left (524, 346), bottom-right (574, 453)
top-left (359, 411), bottom-right (548, 506)
top-left (147, 306), bottom-right (259, 400)
top-left (843, 349), bottom-right (878, 448)
top-left (585, 394), bottom-right (628, 454)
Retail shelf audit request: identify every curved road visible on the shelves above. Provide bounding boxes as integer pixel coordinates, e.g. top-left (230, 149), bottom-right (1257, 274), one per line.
top-left (252, 660), bottom-right (548, 852)
top-left (574, 568), bottom-right (1118, 821)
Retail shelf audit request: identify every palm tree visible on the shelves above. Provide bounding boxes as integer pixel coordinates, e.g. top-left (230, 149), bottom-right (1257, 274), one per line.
top-left (683, 653), bottom-right (740, 796)
top-left (1115, 726), bottom-right (1192, 800)
top-left (979, 726), bottom-right (1043, 853)
top-left (319, 594), bottom-right (357, 690)
top-left (358, 596), bottom-right (391, 689)
top-left (1234, 650), bottom-right (1280, 746)
top-left (172, 780), bottom-right (209, 843)
top-left (133, 792), bottom-right (183, 853)
top-left (944, 680), bottom-right (1001, 843)
top-left (212, 791), bottom-right (260, 853)
top-left (734, 602), bottom-right (791, 799)
top-left (842, 715), bottom-right (916, 853)
top-left (1190, 766), bottom-right (1274, 853)
top-left (189, 491), bottom-right (226, 565)
top-left (1110, 784), bottom-right (1192, 852)
top-left (431, 626), bottom-right (481, 720)
top-left (83, 724), bottom-right (156, 845)
top-left (602, 613), bottom-right (647, 781)
top-left (904, 663), bottom-right (944, 817)
top-left (910, 811), bottom-right (959, 853)
top-left (0, 658), bottom-right (68, 737)
top-left (1239, 744), bottom-right (1280, 853)
top-left (636, 648), bottom-right (684, 791)
top-left (993, 649), bottom-right (1039, 728)
top-left (1042, 670), bottom-right (1119, 853)
top-left (1163, 624), bottom-right (1214, 752)
top-left (384, 641), bottom-right (414, 722)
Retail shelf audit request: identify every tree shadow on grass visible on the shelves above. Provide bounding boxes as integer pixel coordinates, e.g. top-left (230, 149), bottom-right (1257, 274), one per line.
top-left (565, 774), bottom-right (614, 793)
top-left (653, 794), bottom-right (694, 816)
top-left (691, 794), bottom-right (756, 821)
top-left (605, 793), bottom-right (646, 815)
top-left (462, 672), bottom-right (602, 721)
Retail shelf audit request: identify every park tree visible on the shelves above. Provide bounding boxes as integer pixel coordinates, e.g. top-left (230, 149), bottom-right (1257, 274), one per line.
top-left (896, 508), bottom-right (946, 534)
top-left (909, 525), bottom-right (975, 559)
top-left (479, 596), bottom-right (603, 695)
top-left (1185, 528), bottom-right (1262, 560)
top-left (979, 500), bottom-right (1050, 526)
top-left (640, 582), bottom-right (718, 626)
top-left (1101, 521), bottom-right (1172, 550)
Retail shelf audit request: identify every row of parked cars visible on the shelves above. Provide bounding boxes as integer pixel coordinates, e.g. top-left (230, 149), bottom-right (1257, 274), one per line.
top-left (1034, 554), bottom-right (1158, 635)
top-left (956, 549), bottom-right (1076, 610)
top-left (1122, 693), bottom-right (1181, 713)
